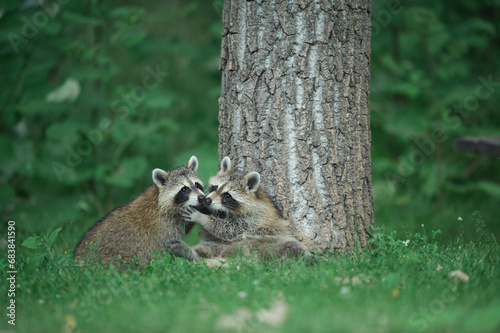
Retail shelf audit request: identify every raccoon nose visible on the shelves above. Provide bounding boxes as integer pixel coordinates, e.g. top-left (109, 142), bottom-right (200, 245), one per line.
top-left (197, 194), bottom-right (205, 203)
top-left (204, 197), bottom-right (212, 207)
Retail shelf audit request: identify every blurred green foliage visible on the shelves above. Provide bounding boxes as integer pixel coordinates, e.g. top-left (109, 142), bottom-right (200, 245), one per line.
top-left (371, 0), bottom-right (500, 238)
top-left (0, 0), bottom-right (499, 243)
top-left (0, 0), bottom-right (221, 242)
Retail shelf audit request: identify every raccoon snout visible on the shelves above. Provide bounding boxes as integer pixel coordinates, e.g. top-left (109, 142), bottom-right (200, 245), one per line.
top-left (204, 197), bottom-right (212, 207)
top-left (197, 194), bottom-right (205, 203)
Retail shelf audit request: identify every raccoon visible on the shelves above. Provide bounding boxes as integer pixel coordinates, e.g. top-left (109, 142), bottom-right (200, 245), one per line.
top-left (74, 156), bottom-right (205, 266)
top-left (170, 156), bottom-right (312, 261)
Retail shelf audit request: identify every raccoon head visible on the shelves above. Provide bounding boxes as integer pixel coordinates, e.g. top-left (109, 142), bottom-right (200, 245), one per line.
top-left (203, 170), bottom-right (262, 218)
top-left (152, 156), bottom-right (205, 213)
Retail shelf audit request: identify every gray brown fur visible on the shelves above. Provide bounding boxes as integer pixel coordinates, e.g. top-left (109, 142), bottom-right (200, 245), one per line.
top-left (177, 156), bottom-right (312, 261)
top-left (74, 156), bottom-right (203, 266)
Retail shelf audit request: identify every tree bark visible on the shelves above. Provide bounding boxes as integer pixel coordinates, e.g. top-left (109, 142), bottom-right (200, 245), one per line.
top-left (218, 0), bottom-right (373, 250)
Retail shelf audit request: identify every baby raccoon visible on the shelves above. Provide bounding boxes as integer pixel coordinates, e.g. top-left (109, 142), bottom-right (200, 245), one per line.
top-left (74, 156), bottom-right (205, 266)
top-left (171, 156), bottom-right (312, 261)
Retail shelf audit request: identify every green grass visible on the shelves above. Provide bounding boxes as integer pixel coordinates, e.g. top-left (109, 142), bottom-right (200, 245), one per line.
top-left (2, 226), bottom-right (499, 333)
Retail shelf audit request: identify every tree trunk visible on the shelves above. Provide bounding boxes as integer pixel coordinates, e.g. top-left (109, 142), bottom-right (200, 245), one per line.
top-left (218, 0), bottom-right (373, 250)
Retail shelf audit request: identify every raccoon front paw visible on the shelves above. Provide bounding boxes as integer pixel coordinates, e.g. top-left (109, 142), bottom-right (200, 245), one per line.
top-left (180, 206), bottom-right (198, 222)
top-left (166, 239), bottom-right (200, 262)
top-left (181, 206), bottom-right (210, 225)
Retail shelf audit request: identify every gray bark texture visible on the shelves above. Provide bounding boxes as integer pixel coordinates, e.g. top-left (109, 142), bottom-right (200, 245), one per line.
top-left (218, 0), bottom-right (373, 250)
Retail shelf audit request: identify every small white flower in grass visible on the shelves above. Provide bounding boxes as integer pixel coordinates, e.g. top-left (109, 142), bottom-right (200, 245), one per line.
top-left (436, 264), bottom-right (443, 271)
top-left (403, 239), bottom-right (410, 247)
top-left (237, 291), bottom-right (247, 298)
top-left (457, 217), bottom-right (463, 221)
top-left (340, 286), bottom-right (350, 295)
top-left (351, 276), bottom-right (361, 286)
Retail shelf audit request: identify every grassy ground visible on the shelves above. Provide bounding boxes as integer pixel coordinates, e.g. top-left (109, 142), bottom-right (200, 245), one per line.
top-left (3, 162), bottom-right (500, 332)
top-left (2, 224), bottom-right (499, 333)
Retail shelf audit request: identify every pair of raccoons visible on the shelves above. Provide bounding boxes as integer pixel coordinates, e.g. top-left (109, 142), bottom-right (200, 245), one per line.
top-left (73, 156), bottom-right (312, 266)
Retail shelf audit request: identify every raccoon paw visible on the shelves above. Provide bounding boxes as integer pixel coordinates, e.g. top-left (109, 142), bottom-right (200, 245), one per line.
top-left (166, 239), bottom-right (200, 262)
top-left (180, 206), bottom-right (197, 222)
top-left (181, 206), bottom-right (211, 225)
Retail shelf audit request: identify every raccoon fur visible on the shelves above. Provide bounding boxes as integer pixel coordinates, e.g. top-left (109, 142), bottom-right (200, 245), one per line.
top-left (170, 156), bottom-right (312, 261)
top-left (74, 156), bottom-right (205, 266)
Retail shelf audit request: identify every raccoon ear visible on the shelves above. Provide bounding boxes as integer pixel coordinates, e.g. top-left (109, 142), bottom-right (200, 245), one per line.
top-left (153, 169), bottom-right (169, 186)
top-left (219, 156), bottom-right (232, 175)
top-left (244, 172), bottom-right (261, 192)
top-left (187, 156), bottom-right (199, 172)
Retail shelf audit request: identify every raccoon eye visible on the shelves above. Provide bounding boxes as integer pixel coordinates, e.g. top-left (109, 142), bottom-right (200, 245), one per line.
top-left (221, 192), bottom-right (239, 210)
top-left (195, 182), bottom-right (204, 191)
top-left (208, 185), bottom-right (218, 193)
top-left (180, 186), bottom-right (189, 193)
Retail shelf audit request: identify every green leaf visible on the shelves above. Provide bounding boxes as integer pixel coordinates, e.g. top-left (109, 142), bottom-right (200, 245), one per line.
top-left (113, 29), bottom-right (148, 47)
top-left (144, 93), bottom-right (174, 109)
top-left (94, 163), bottom-right (112, 182)
top-left (110, 6), bottom-right (146, 20)
top-left (44, 21), bottom-right (62, 36)
top-left (32, 252), bottom-right (47, 267)
top-left (16, 101), bottom-right (67, 116)
top-left (447, 181), bottom-right (500, 198)
top-left (62, 12), bottom-right (102, 26)
top-left (386, 81), bottom-right (421, 99)
top-left (47, 227), bottom-right (62, 249)
top-left (469, 18), bottom-right (496, 35)
top-left (22, 236), bottom-right (42, 250)
top-left (476, 181), bottom-right (500, 198)
top-left (46, 121), bottom-right (82, 145)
